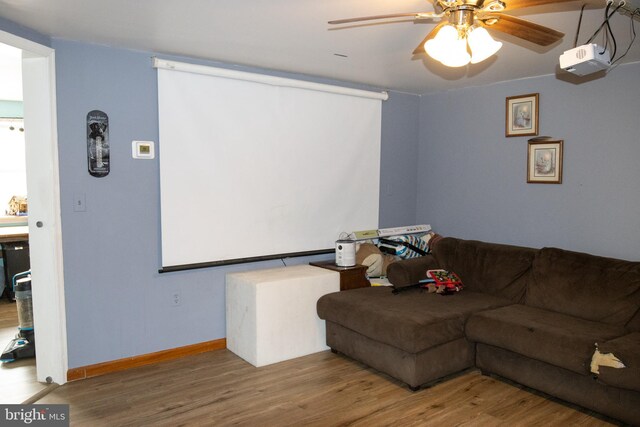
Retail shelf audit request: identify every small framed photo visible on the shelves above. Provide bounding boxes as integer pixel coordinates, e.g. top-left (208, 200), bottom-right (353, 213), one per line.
top-left (506, 93), bottom-right (539, 137)
top-left (527, 138), bottom-right (563, 184)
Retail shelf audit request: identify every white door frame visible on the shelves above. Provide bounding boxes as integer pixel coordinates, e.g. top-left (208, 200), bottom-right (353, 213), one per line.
top-left (0, 30), bottom-right (67, 385)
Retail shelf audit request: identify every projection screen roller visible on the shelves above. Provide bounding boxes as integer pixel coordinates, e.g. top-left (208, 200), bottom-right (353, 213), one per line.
top-left (156, 60), bottom-right (383, 270)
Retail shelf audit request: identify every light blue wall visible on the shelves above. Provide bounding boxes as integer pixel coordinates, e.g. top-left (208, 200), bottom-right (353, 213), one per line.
top-left (380, 92), bottom-right (420, 228)
top-left (52, 40), bottom-right (419, 367)
top-left (417, 62), bottom-right (640, 260)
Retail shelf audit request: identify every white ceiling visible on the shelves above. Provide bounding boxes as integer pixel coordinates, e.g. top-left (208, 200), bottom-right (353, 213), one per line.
top-left (0, 0), bottom-right (638, 94)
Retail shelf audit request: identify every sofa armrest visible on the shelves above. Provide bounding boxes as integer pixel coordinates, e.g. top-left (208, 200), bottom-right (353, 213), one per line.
top-left (387, 255), bottom-right (439, 287)
top-left (595, 332), bottom-right (640, 392)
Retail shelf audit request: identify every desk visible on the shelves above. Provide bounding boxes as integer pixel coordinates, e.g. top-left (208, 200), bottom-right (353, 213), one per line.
top-left (0, 226), bottom-right (29, 244)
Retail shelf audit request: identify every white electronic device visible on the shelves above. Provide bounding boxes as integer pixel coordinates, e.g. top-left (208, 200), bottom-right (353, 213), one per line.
top-left (351, 224), bottom-right (432, 241)
top-left (559, 44), bottom-right (611, 76)
top-left (377, 224), bottom-right (431, 238)
top-left (335, 240), bottom-right (356, 267)
top-left (132, 140), bottom-right (155, 159)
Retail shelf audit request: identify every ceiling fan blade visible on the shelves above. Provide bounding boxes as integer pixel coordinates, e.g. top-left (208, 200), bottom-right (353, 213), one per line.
top-left (329, 12), bottom-right (437, 25)
top-left (503, 0), bottom-right (601, 11)
top-left (413, 23), bottom-right (446, 55)
top-left (481, 14), bottom-right (563, 46)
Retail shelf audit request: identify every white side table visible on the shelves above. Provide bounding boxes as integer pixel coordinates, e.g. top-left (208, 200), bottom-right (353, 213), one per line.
top-left (226, 265), bottom-right (339, 367)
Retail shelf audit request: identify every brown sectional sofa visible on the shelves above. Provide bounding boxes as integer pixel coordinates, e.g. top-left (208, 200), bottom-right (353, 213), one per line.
top-left (316, 237), bottom-right (640, 425)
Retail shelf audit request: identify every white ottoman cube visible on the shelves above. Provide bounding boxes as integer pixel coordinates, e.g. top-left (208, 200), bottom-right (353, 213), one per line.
top-left (226, 265), bottom-right (339, 367)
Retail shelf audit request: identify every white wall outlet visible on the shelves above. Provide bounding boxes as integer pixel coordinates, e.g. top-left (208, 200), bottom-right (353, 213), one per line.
top-left (170, 290), bottom-right (181, 307)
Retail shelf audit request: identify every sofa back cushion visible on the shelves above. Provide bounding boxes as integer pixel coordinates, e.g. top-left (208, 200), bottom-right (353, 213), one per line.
top-left (528, 247), bottom-right (640, 326)
top-left (432, 238), bottom-right (535, 302)
top-left (626, 309), bottom-right (640, 332)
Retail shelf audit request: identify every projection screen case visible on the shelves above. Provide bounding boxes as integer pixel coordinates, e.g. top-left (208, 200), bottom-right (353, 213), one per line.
top-left (155, 59), bottom-right (386, 271)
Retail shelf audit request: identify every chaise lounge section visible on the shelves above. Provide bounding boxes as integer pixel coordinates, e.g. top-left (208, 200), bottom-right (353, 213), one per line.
top-left (316, 237), bottom-right (640, 425)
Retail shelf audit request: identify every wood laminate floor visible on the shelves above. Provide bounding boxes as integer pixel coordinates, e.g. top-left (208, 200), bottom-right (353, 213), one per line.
top-left (0, 297), bottom-right (19, 328)
top-left (0, 297), bottom-right (47, 404)
top-left (39, 348), bottom-right (617, 426)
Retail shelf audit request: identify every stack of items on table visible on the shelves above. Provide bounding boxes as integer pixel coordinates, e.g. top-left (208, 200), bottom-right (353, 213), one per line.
top-left (354, 228), bottom-right (443, 280)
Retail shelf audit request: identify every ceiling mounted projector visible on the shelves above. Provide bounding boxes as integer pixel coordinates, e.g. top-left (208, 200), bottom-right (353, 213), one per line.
top-left (559, 44), bottom-right (611, 76)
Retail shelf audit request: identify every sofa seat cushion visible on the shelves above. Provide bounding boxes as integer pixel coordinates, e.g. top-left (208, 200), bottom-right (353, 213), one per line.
top-left (317, 287), bottom-right (512, 354)
top-left (466, 304), bottom-right (626, 376)
top-left (528, 247), bottom-right (640, 326)
top-left (597, 333), bottom-right (640, 392)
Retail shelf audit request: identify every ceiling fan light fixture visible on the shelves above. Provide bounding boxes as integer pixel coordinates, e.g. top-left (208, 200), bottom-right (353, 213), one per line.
top-left (485, 0), bottom-right (506, 12)
top-left (439, 38), bottom-right (471, 67)
top-left (424, 24), bottom-right (457, 62)
top-left (425, 24), bottom-right (470, 67)
top-left (424, 39), bottom-right (443, 62)
top-left (468, 26), bottom-right (503, 64)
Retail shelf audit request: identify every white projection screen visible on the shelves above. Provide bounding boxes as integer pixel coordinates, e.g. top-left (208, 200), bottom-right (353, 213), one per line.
top-left (155, 59), bottom-right (385, 271)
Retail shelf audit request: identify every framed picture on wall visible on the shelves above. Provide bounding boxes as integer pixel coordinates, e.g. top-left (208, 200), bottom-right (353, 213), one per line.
top-left (506, 93), bottom-right (539, 137)
top-left (527, 138), bottom-right (563, 184)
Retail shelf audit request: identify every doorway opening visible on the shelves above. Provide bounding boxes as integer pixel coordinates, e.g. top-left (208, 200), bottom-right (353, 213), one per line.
top-left (0, 42), bottom-right (40, 400)
top-left (0, 29), bottom-right (67, 391)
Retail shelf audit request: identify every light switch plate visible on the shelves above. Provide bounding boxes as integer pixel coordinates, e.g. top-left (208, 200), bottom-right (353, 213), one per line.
top-left (132, 140), bottom-right (155, 159)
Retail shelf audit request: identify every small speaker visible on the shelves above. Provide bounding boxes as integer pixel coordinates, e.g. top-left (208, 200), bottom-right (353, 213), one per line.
top-left (335, 240), bottom-right (356, 267)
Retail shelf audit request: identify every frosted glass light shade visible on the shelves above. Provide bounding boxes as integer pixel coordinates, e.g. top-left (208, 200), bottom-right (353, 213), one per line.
top-left (424, 25), bottom-right (458, 62)
top-left (439, 38), bottom-right (471, 67)
top-left (468, 27), bottom-right (502, 64)
top-left (424, 25), bottom-right (470, 67)
top-left (424, 39), bottom-right (442, 62)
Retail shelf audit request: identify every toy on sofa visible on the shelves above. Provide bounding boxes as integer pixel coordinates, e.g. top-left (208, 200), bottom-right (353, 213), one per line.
top-left (424, 269), bottom-right (463, 295)
top-left (356, 232), bottom-right (444, 278)
top-left (590, 343), bottom-right (626, 375)
top-left (355, 243), bottom-right (398, 277)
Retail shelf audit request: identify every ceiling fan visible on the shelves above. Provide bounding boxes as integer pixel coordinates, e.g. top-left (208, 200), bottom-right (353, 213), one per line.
top-left (329, 0), bottom-right (599, 67)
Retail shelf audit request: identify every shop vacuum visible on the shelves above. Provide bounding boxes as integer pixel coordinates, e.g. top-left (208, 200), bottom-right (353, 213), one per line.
top-left (1, 271), bottom-right (36, 362)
